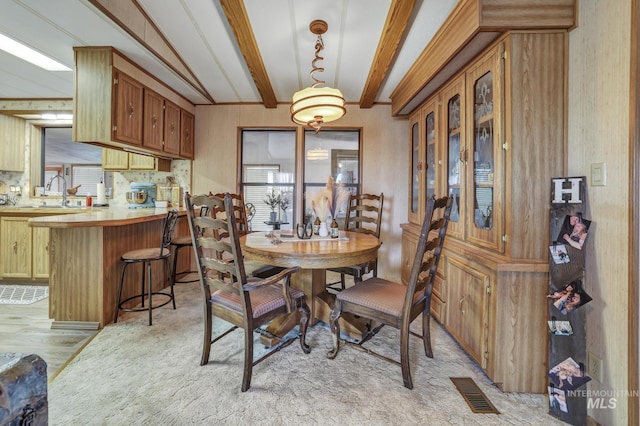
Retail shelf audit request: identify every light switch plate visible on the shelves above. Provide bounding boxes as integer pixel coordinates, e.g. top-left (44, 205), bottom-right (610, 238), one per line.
top-left (591, 162), bottom-right (606, 186)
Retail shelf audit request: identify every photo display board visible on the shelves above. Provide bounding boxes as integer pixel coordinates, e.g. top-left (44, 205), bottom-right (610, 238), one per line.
top-left (548, 176), bottom-right (592, 425)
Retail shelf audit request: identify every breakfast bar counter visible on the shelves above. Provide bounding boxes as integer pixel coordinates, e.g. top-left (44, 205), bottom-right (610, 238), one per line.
top-left (29, 208), bottom-right (189, 329)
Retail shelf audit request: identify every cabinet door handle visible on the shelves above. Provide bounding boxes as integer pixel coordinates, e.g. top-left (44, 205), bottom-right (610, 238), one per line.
top-left (459, 149), bottom-right (468, 164)
top-left (12, 241), bottom-right (18, 254)
top-left (459, 296), bottom-right (465, 315)
top-left (152, 115), bottom-right (157, 128)
top-left (128, 103), bottom-right (134, 119)
top-left (417, 161), bottom-right (423, 171)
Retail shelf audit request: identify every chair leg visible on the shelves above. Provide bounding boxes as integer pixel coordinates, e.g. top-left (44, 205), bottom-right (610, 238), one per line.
top-left (241, 324), bottom-right (254, 392)
top-left (166, 258), bottom-right (176, 309)
top-left (200, 301), bottom-right (212, 366)
top-left (114, 262), bottom-right (128, 323)
top-left (422, 309), bottom-right (433, 358)
top-left (400, 326), bottom-right (413, 389)
top-left (326, 301), bottom-right (343, 359)
top-left (147, 261), bottom-right (153, 326)
top-left (298, 302), bottom-right (311, 354)
top-left (340, 274), bottom-right (346, 290)
top-left (140, 263), bottom-right (146, 308)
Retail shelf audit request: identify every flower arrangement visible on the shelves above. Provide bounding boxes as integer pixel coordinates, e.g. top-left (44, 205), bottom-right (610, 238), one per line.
top-left (310, 176), bottom-right (349, 222)
top-left (279, 195), bottom-right (290, 212)
top-left (263, 189), bottom-right (281, 212)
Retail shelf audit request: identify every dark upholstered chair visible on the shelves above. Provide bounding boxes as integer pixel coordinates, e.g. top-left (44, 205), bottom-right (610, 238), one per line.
top-left (115, 209), bottom-right (179, 325)
top-left (327, 195), bottom-right (452, 389)
top-left (327, 193), bottom-right (384, 290)
top-left (185, 192), bottom-right (311, 392)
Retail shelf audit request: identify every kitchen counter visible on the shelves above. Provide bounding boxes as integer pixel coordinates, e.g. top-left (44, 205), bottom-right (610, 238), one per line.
top-left (28, 206), bottom-right (183, 228)
top-left (25, 206), bottom-right (190, 329)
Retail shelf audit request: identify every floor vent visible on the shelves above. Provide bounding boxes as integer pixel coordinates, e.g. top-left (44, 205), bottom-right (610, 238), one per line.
top-left (450, 377), bottom-right (500, 414)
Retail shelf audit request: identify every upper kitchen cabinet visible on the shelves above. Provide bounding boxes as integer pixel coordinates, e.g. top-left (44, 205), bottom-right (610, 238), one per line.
top-left (0, 115), bottom-right (26, 171)
top-left (72, 47), bottom-right (196, 160)
top-left (180, 110), bottom-right (194, 160)
top-left (102, 148), bottom-right (171, 172)
top-left (113, 71), bottom-right (144, 145)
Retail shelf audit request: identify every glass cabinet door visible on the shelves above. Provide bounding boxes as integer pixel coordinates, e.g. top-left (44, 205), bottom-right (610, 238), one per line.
top-left (424, 98), bottom-right (438, 202)
top-left (408, 113), bottom-right (421, 224)
top-left (472, 70), bottom-right (494, 231)
top-left (443, 76), bottom-right (465, 240)
top-left (466, 46), bottom-right (503, 252)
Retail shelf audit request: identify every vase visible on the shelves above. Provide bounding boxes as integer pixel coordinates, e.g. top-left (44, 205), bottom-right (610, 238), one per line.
top-left (318, 221), bottom-right (329, 237)
top-left (281, 210), bottom-right (288, 224)
top-left (269, 211), bottom-right (277, 222)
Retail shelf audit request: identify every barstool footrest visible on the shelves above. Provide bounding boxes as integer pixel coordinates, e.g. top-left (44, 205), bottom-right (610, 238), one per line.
top-left (174, 270), bottom-right (199, 283)
top-left (118, 292), bottom-right (174, 312)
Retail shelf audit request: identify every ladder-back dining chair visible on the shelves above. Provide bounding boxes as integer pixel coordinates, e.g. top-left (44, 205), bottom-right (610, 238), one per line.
top-left (211, 192), bottom-right (283, 278)
top-left (327, 192), bottom-right (384, 291)
top-left (185, 192), bottom-right (311, 392)
top-left (327, 195), bottom-right (452, 389)
top-left (115, 209), bottom-right (179, 325)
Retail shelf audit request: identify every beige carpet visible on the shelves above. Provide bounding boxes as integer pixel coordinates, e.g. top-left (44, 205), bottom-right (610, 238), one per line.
top-left (49, 282), bottom-right (563, 425)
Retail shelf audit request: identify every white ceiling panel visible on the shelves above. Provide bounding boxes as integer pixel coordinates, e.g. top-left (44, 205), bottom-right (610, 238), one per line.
top-left (0, 0), bottom-right (455, 109)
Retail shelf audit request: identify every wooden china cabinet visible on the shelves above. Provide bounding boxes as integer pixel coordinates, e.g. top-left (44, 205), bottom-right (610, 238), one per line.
top-left (400, 29), bottom-right (568, 393)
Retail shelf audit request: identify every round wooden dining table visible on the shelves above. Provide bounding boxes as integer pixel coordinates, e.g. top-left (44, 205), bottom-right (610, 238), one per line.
top-left (241, 231), bottom-right (381, 343)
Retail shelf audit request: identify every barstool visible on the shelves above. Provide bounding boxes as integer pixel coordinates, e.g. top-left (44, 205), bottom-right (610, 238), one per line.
top-left (170, 205), bottom-right (210, 284)
top-left (115, 210), bottom-right (179, 325)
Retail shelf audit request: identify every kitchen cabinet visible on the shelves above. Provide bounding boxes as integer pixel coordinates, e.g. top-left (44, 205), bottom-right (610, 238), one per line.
top-left (113, 71), bottom-right (144, 145)
top-left (102, 149), bottom-right (171, 172)
top-left (0, 217), bottom-right (50, 279)
top-left (400, 31), bottom-right (566, 393)
top-left (142, 88), bottom-right (164, 151)
top-left (444, 253), bottom-right (490, 368)
top-left (0, 217), bottom-right (32, 278)
top-left (32, 227), bottom-right (50, 279)
top-left (164, 100), bottom-right (182, 155)
top-left (142, 89), bottom-right (181, 156)
top-left (180, 110), bottom-right (194, 159)
top-left (73, 47), bottom-right (195, 160)
top-left (0, 115), bottom-right (26, 172)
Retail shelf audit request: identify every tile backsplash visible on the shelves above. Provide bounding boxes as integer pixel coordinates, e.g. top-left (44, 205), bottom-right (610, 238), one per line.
top-left (1, 161), bottom-right (191, 207)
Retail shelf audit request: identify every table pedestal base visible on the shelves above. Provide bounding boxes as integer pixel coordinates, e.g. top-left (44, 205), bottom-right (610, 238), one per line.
top-left (260, 268), bottom-right (369, 346)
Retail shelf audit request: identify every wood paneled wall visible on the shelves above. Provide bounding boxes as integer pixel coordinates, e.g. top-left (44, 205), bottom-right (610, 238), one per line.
top-left (568, 1), bottom-right (634, 424)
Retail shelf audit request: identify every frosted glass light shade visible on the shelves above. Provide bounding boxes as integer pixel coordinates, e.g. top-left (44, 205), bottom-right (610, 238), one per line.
top-left (291, 86), bottom-right (346, 126)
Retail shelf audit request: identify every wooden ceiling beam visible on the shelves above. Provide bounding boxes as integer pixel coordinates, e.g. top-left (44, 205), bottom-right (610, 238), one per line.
top-left (220, 0), bottom-right (278, 108)
top-left (359, 0), bottom-right (417, 108)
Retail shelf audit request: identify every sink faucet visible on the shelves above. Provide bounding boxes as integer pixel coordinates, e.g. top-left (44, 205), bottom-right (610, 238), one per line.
top-left (46, 174), bottom-right (68, 206)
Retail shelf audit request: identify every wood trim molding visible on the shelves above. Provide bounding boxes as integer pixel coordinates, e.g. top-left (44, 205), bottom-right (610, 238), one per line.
top-left (629, 0), bottom-right (639, 423)
top-left (220, 0), bottom-right (277, 108)
top-left (359, 0), bottom-right (416, 108)
top-left (390, 0), bottom-right (576, 116)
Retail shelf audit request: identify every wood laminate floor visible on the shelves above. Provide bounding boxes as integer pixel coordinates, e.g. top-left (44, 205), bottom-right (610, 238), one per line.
top-left (0, 297), bottom-right (96, 379)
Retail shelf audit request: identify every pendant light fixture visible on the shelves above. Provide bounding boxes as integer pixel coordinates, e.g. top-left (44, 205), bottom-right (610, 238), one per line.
top-left (291, 20), bottom-right (346, 133)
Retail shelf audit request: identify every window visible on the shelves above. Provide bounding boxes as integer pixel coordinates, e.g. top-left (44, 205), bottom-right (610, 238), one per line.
top-left (304, 130), bottom-right (360, 225)
top-left (240, 128), bottom-right (360, 231)
top-left (42, 127), bottom-right (112, 197)
top-left (240, 130), bottom-right (296, 231)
